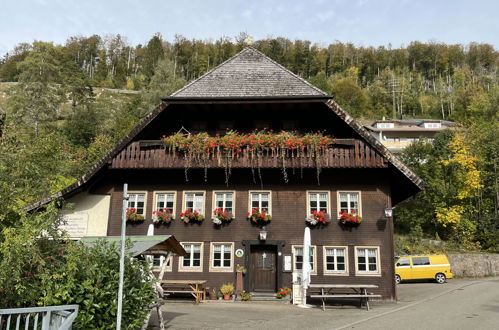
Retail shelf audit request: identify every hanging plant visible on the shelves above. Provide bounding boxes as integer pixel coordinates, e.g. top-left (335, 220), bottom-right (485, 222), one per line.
top-left (212, 208), bottom-right (234, 225)
top-left (247, 207), bottom-right (272, 224)
top-left (339, 211), bottom-right (363, 225)
top-left (161, 130), bottom-right (335, 185)
top-left (152, 208), bottom-right (174, 224)
top-left (305, 210), bottom-right (330, 226)
top-left (180, 209), bottom-right (204, 223)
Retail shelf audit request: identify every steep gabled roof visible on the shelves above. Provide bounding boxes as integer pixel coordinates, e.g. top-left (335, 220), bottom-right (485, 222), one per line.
top-left (167, 46), bottom-right (328, 99)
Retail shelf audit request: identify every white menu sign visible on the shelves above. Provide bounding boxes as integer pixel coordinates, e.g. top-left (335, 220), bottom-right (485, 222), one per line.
top-left (60, 213), bottom-right (89, 238)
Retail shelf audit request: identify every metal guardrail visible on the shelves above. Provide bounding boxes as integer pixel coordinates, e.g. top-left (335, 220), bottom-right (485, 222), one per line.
top-left (0, 305), bottom-right (79, 330)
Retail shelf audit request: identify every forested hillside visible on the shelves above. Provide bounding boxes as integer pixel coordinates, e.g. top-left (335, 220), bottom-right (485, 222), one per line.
top-left (0, 34), bottom-right (497, 252)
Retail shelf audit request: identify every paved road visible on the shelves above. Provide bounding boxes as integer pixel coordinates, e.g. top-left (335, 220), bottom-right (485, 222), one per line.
top-left (159, 277), bottom-right (499, 330)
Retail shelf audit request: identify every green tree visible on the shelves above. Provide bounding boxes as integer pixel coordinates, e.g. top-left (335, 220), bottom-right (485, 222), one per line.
top-left (330, 77), bottom-right (371, 117)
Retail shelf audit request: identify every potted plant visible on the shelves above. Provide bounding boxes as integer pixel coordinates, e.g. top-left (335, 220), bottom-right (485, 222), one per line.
top-left (219, 283), bottom-right (235, 300)
top-left (275, 287), bottom-right (292, 299)
top-left (180, 209), bottom-right (204, 223)
top-left (305, 210), bottom-right (330, 226)
top-left (126, 208), bottom-right (144, 222)
top-left (212, 208), bottom-right (234, 225)
top-left (339, 210), bottom-right (363, 225)
top-left (152, 208), bottom-right (174, 224)
top-left (240, 290), bottom-right (251, 301)
top-left (246, 207), bottom-right (272, 224)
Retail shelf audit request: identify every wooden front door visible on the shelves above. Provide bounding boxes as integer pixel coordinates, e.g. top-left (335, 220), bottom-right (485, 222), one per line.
top-left (250, 245), bottom-right (277, 292)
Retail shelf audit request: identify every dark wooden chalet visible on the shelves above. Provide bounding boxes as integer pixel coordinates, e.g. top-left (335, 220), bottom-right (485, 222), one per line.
top-left (35, 47), bottom-right (423, 300)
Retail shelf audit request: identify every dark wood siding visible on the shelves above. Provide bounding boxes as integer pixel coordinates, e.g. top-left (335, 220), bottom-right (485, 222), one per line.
top-left (101, 168), bottom-right (396, 300)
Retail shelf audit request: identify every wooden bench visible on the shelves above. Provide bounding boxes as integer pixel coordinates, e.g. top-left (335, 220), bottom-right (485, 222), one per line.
top-left (161, 280), bottom-right (207, 304)
top-left (308, 284), bottom-right (380, 311)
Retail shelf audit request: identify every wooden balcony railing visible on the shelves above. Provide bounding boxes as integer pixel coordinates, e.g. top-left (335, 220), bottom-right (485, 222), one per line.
top-left (110, 139), bottom-right (388, 169)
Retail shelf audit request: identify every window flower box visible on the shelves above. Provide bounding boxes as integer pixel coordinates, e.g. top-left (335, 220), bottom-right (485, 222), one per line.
top-left (180, 209), bottom-right (204, 223)
top-left (152, 208), bottom-right (174, 224)
top-left (212, 208), bottom-right (234, 225)
top-left (339, 211), bottom-right (363, 225)
top-left (247, 207), bottom-right (272, 224)
top-left (126, 208), bottom-right (145, 222)
top-left (306, 210), bottom-right (330, 226)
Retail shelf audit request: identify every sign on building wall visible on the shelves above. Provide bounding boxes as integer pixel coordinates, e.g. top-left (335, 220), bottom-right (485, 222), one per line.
top-left (60, 213), bottom-right (89, 238)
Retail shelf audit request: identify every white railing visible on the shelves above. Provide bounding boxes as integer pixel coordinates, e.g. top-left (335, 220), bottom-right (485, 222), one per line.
top-left (0, 305), bottom-right (79, 330)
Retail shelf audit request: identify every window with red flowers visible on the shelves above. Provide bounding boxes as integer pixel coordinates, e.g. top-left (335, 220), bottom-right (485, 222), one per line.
top-left (338, 191), bottom-right (361, 216)
top-left (249, 191), bottom-right (271, 214)
top-left (213, 191), bottom-right (235, 216)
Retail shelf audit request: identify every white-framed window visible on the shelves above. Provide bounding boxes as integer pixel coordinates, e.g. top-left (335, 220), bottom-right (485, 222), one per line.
top-left (249, 191), bottom-right (271, 214)
top-left (209, 243), bottom-right (234, 272)
top-left (355, 247), bottom-right (381, 276)
top-left (338, 191), bottom-right (361, 216)
top-left (179, 243), bottom-right (203, 272)
top-left (376, 122), bottom-right (394, 128)
top-left (152, 255), bottom-right (173, 272)
top-left (323, 246), bottom-right (348, 275)
top-left (127, 192), bottom-right (147, 215)
top-left (154, 192), bottom-right (176, 214)
top-left (183, 191), bottom-right (205, 214)
top-left (423, 122), bottom-right (441, 129)
top-left (307, 191), bottom-right (330, 215)
top-left (292, 245), bottom-right (317, 275)
top-left (213, 191), bottom-right (235, 216)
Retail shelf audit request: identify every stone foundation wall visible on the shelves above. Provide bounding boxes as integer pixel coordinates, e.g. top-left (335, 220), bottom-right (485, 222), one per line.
top-left (448, 254), bottom-right (499, 278)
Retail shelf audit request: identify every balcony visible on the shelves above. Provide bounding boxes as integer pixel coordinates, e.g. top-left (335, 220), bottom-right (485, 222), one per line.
top-left (110, 139), bottom-right (388, 169)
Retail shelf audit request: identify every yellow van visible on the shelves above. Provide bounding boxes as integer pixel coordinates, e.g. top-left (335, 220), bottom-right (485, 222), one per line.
top-left (394, 254), bottom-right (453, 284)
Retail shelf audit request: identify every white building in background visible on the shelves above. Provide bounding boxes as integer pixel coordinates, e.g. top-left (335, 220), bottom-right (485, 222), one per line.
top-left (364, 119), bottom-right (458, 154)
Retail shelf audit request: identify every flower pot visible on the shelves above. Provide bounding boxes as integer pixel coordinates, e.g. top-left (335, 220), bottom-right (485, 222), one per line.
top-left (223, 294), bottom-right (231, 300)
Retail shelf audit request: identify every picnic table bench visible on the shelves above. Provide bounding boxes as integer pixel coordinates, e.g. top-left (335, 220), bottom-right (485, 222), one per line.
top-left (308, 284), bottom-right (381, 311)
top-left (160, 280), bottom-right (207, 304)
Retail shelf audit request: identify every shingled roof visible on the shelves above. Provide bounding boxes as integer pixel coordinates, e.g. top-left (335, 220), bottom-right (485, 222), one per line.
top-left (167, 46), bottom-right (328, 99)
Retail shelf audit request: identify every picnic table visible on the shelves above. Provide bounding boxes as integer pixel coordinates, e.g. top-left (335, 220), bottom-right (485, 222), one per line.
top-left (161, 280), bottom-right (207, 304)
top-left (308, 284), bottom-right (381, 311)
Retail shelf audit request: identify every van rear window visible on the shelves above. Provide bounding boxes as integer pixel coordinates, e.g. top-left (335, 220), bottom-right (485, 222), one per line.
top-left (412, 257), bottom-right (430, 265)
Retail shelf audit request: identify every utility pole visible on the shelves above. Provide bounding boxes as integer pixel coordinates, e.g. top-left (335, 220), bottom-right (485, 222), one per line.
top-left (116, 183), bottom-right (128, 329)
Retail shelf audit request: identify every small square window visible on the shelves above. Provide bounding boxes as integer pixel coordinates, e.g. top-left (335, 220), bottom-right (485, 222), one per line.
top-left (184, 192), bottom-right (205, 214)
top-left (356, 247), bottom-right (380, 275)
top-left (128, 193), bottom-right (146, 215)
top-left (249, 191), bottom-right (271, 214)
top-left (292, 245), bottom-right (316, 275)
top-left (179, 243), bottom-right (203, 272)
top-left (214, 192), bottom-right (235, 215)
top-left (210, 243), bottom-right (234, 272)
top-left (338, 192), bottom-right (361, 216)
top-left (324, 247), bottom-right (348, 275)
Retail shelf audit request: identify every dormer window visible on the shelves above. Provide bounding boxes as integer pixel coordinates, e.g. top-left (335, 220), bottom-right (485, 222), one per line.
top-left (423, 122), bottom-right (441, 129)
top-left (376, 122), bottom-right (394, 129)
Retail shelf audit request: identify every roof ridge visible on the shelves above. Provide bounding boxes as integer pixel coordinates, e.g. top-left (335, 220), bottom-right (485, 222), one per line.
top-left (244, 46), bottom-right (328, 96)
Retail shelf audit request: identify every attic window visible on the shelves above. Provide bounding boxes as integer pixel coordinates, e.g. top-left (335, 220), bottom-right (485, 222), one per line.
top-left (376, 122), bottom-right (394, 128)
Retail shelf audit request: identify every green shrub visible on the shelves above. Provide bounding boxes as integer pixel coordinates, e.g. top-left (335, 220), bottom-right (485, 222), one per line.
top-left (0, 207), bottom-right (156, 329)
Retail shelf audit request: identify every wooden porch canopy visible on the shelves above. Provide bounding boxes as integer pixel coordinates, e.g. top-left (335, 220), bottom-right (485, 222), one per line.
top-left (80, 235), bottom-right (186, 257)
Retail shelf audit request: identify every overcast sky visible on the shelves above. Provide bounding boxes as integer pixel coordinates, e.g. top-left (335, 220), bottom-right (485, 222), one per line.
top-left (1, 0), bottom-right (498, 55)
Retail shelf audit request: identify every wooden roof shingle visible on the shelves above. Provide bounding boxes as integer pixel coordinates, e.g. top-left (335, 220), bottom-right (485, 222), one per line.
top-left (167, 46), bottom-right (328, 99)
